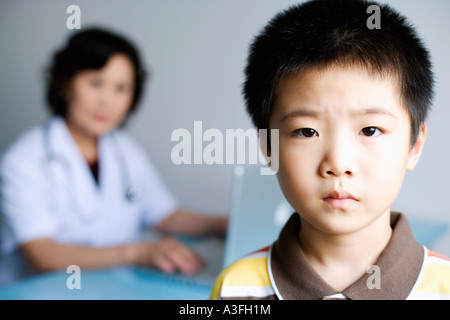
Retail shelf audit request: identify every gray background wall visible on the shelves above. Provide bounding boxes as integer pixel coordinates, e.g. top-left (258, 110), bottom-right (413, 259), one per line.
top-left (1, 0), bottom-right (449, 253)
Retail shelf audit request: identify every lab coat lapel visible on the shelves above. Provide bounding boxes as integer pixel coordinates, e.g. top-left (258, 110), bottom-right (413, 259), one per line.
top-left (98, 132), bottom-right (124, 210)
top-left (47, 117), bottom-right (100, 218)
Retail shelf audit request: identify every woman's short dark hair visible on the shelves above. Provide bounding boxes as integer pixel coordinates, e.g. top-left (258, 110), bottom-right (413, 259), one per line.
top-left (46, 27), bottom-right (146, 118)
top-left (243, 0), bottom-right (434, 146)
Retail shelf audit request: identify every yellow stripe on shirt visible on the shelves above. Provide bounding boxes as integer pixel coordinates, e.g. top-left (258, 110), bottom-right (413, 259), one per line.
top-left (414, 262), bottom-right (450, 295)
top-left (210, 249), bottom-right (272, 299)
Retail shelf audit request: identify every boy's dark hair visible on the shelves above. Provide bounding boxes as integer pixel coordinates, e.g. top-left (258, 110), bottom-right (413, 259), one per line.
top-left (243, 0), bottom-right (434, 145)
top-left (46, 27), bottom-right (146, 119)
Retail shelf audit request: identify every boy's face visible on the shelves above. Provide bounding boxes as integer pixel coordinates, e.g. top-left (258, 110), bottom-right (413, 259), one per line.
top-left (270, 65), bottom-right (426, 235)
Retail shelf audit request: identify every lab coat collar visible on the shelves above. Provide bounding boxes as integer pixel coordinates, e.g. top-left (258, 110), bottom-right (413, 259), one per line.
top-left (46, 116), bottom-right (81, 160)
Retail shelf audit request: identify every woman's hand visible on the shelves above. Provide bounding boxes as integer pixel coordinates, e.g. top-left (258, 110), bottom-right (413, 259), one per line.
top-left (130, 238), bottom-right (203, 275)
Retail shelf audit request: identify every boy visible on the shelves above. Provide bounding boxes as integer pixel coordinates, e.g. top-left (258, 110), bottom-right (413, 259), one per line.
top-left (211, 0), bottom-right (450, 300)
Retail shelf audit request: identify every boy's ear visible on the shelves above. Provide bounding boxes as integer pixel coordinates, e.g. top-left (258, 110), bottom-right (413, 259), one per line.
top-left (406, 123), bottom-right (427, 171)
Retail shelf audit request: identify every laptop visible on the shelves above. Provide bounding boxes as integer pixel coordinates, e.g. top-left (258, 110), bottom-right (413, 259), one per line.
top-left (222, 165), bottom-right (293, 268)
top-left (138, 164), bottom-right (292, 287)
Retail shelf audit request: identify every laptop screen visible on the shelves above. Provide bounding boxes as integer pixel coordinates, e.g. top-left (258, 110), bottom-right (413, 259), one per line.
top-left (222, 165), bottom-right (293, 267)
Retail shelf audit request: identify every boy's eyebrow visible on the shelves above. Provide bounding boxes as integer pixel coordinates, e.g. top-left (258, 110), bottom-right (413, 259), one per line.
top-left (280, 109), bottom-right (318, 122)
top-left (279, 106), bottom-right (396, 122)
top-left (351, 107), bottom-right (396, 118)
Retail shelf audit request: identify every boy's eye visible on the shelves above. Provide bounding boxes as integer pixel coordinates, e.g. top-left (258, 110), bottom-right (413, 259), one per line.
top-left (293, 128), bottom-right (318, 138)
top-left (360, 127), bottom-right (383, 137)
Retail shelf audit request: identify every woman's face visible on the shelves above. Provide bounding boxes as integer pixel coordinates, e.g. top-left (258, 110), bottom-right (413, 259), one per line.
top-left (65, 54), bottom-right (135, 138)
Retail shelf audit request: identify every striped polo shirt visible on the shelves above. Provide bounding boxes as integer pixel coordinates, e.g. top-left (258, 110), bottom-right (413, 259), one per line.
top-left (210, 212), bottom-right (450, 300)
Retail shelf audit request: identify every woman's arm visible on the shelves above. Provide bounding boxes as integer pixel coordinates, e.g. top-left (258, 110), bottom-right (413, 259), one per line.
top-left (155, 209), bottom-right (228, 238)
top-left (20, 236), bottom-right (202, 275)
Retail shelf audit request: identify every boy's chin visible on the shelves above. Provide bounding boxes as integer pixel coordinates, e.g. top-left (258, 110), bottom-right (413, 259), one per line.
top-left (300, 210), bottom-right (390, 236)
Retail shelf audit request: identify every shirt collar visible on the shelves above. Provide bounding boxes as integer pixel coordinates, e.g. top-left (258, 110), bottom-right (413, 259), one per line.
top-left (270, 212), bottom-right (424, 300)
top-left (45, 116), bottom-right (77, 159)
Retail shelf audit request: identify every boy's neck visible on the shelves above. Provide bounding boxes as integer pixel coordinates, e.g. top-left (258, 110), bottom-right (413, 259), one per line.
top-left (298, 210), bottom-right (392, 292)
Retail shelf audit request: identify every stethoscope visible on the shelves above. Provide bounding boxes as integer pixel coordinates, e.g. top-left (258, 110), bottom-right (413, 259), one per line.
top-left (42, 121), bottom-right (142, 219)
top-left (109, 133), bottom-right (142, 203)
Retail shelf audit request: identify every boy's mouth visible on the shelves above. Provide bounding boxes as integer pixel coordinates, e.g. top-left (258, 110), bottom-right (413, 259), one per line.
top-left (322, 190), bottom-right (358, 209)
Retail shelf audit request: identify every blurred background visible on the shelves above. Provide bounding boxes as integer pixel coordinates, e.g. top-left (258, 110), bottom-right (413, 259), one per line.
top-left (1, 0), bottom-right (449, 254)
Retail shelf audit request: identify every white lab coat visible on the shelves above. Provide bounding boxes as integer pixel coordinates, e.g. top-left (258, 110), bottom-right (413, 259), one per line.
top-left (0, 116), bottom-right (177, 284)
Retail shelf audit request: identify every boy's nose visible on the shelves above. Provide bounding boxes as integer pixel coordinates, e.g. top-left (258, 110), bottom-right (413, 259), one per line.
top-left (319, 138), bottom-right (356, 178)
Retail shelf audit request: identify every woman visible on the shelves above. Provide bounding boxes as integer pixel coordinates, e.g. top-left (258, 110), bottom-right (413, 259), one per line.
top-left (0, 28), bottom-right (227, 285)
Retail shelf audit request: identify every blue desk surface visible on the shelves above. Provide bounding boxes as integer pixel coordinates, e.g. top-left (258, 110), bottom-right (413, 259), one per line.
top-left (0, 266), bottom-right (213, 300)
top-left (0, 235), bottom-right (224, 300)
